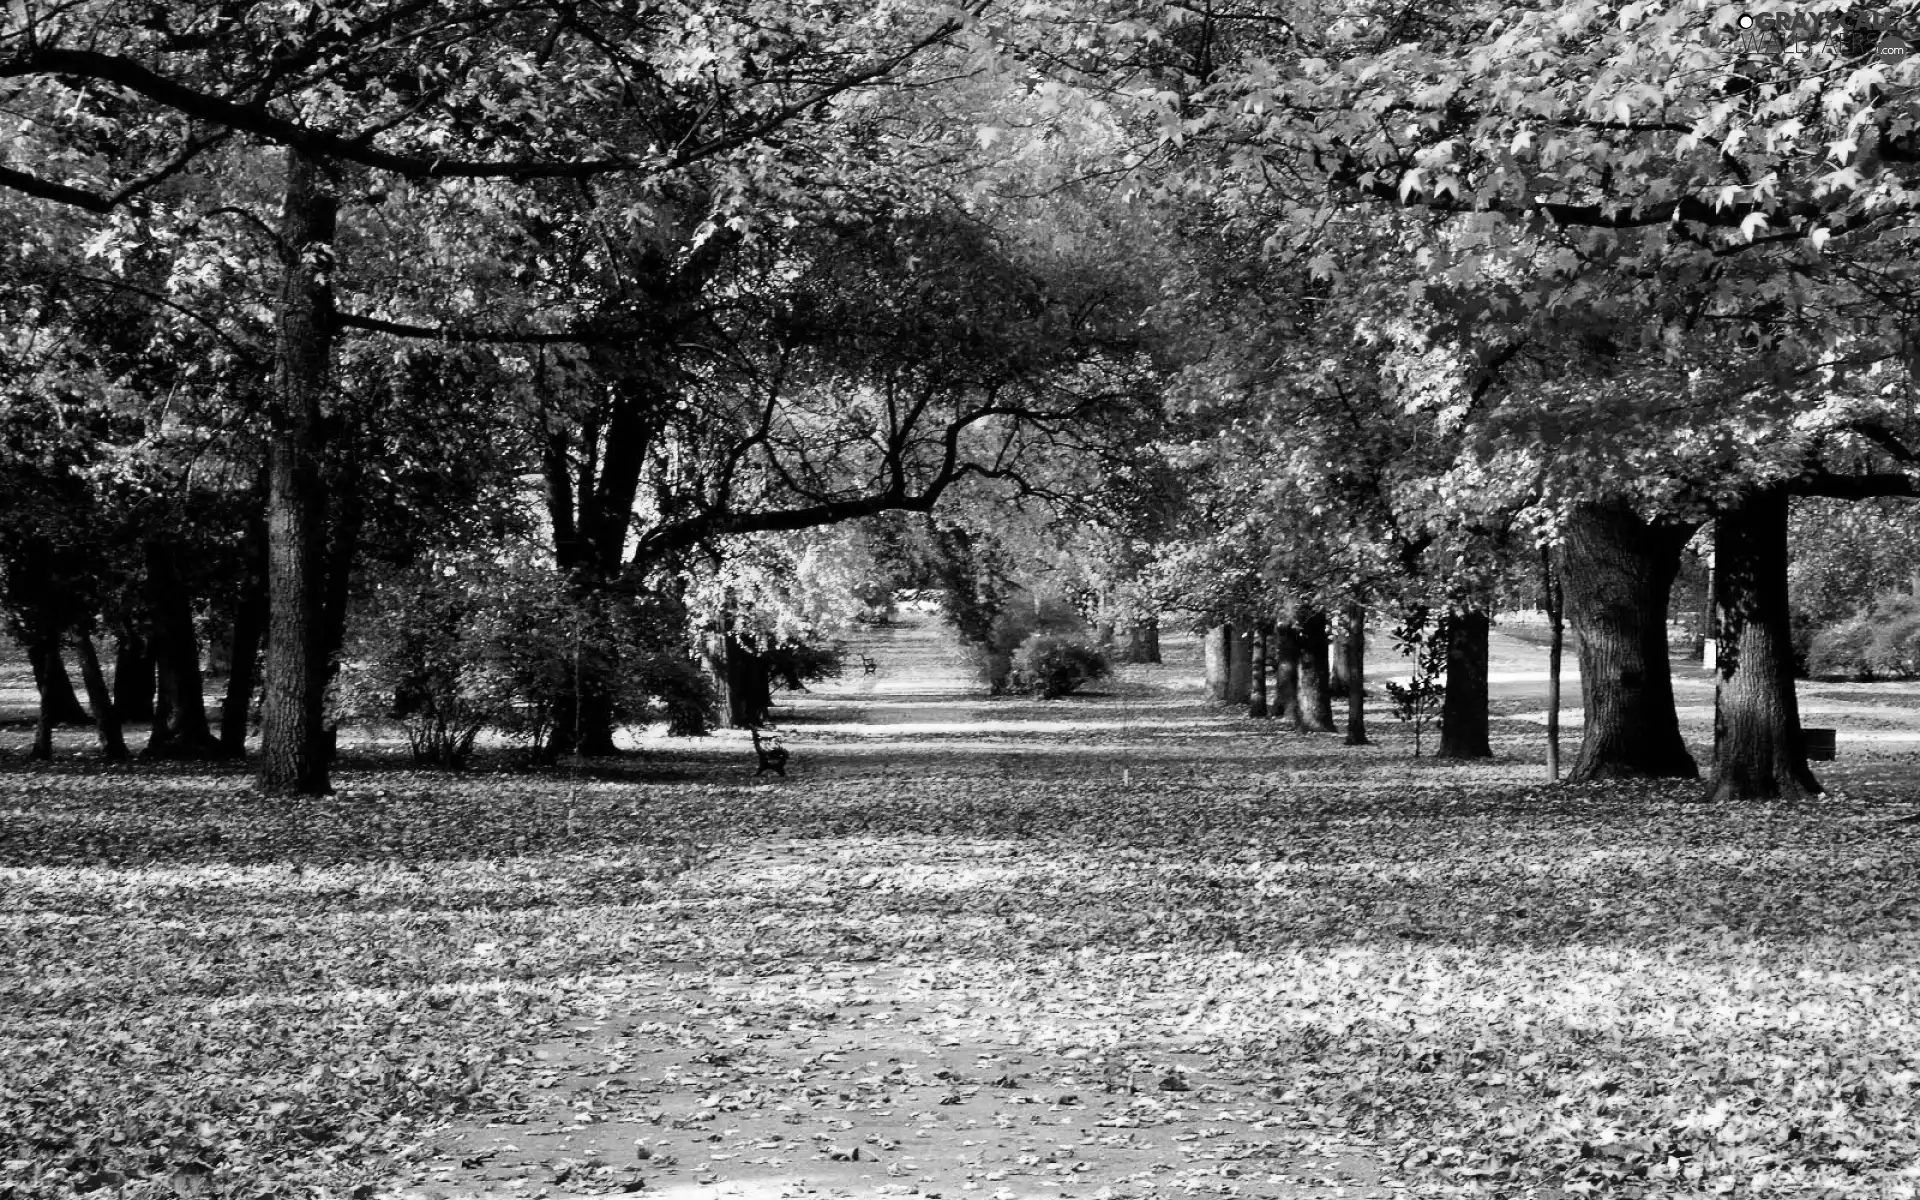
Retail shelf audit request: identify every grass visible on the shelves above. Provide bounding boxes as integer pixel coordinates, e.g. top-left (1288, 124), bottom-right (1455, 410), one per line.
top-left (3, 620), bottom-right (1920, 1198)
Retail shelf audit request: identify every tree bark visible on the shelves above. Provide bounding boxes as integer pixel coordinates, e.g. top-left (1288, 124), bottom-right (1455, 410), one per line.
top-left (1204, 625), bottom-right (1230, 702)
top-left (1559, 500), bottom-right (1699, 780)
top-left (1544, 549), bottom-right (1565, 781)
top-left (1271, 623), bottom-right (1302, 727)
top-left (257, 148), bottom-right (337, 794)
top-left (1438, 608), bottom-right (1492, 759)
top-left (113, 633), bottom-right (155, 723)
top-left (1123, 616), bottom-right (1161, 664)
top-left (1329, 629), bottom-right (1349, 695)
top-left (73, 632), bottom-right (128, 761)
top-left (1709, 489), bottom-right (1821, 802)
top-left (26, 636), bottom-right (68, 759)
top-left (144, 539), bottom-right (223, 759)
top-left (1248, 624), bottom-right (1269, 718)
top-left (1226, 625), bottom-right (1252, 705)
top-left (1342, 601), bottom-right (1368, 746)
top-left (724, 636), bottom-right (775, 728)
top-left (1296, 606), bottom-right (1336, 732)
top-left (26, 641), bottom-right (91, 726)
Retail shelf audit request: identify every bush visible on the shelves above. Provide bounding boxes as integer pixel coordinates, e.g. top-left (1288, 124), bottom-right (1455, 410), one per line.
top-left (1807, 616), bottom-right (1875, 679)
top-left (956, 597), bottom-right (1089, 693)
top-left (761, 641), bottom-right (845, 692)
top-left (1806, 592), bottom-right (1920, 680)
top-left (1011, 634), bottom-right (1111, 699)
top-left (338, 555), bottom-right (716, 767)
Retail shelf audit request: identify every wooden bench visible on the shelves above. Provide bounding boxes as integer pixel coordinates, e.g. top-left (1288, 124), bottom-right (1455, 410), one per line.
top-left (751, 727), bottom-right (789, 777)
top-left (860, 654), bottom-right (878, 675)
top-left (1805, 727), bottom-right (1836, 761)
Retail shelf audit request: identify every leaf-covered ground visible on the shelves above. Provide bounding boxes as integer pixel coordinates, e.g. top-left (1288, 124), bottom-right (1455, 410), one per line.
top-left (4, 617), bottom-right (1920, 1199)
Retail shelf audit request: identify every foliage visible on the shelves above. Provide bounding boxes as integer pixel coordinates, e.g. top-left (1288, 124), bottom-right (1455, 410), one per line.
top-left (337, 554), bottom-right (716, 763)
top-left (336, 557), bottom-right (516, 769)
top-left (1010, 633), bottom-right (1111, 699)
top-left (761, 641), bottom-right (846, 693)
top-left (1807, 592), bottom-right (1920, 681)
top-left (959, 596), bottom-right (1089, 694)
top-left (1385, 609), bottom-right (1449, 756)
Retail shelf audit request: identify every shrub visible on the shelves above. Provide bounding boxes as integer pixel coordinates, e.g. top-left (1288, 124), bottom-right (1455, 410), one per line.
top-left (955, 597), bottom-right (1090, 693)
top-left (338, 555), bottom-right (716, 767)
top-left (1807, 616), bottom-right (1875, 679)
top-left (1012, 634), bottom-right (1111, 699)
top-left (761, 641), bottom-right (845, 692)
top-left (1806, 592), bottom-right (1920, 680)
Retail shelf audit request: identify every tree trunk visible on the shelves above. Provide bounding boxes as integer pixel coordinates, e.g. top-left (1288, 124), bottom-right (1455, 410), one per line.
top-left (1248, 624), bottom-right (1269, 718)
top-left (1709, 490), bottom-right (1821, 802)
top-left (1342, 601), bottom-right (1368, 746)
top-left (257, 149), bottom-right (338, 795)
top-left (1204, 625), bottom-right (1231, 702)
top-left (1560, 500), bottom-right (1699, 780)
top-left (1123, 617), bottom-right (1161, 664)
top-left (545, 601), bottom-right (624, 758)
top-left (219, 540), bottom-right (268, 757)
top-left (1226, 625), bottom-right (1252, 705)
top-left (26, 641), bottom-right (91, 725)
top-left (144, 539), bottom-right (224, 759)
top-left (1545, 551), bottom-right (1565, 781)
top-left (73, 632), bottom-right (128, 761)
top-left (1329, 629), bottom-right (1349, 695)
top-left (26, 635), bottom-right (66, 759)
top-left (113, 633), bottom-right (155, 723)
top-left (1438, 608), bottom-right (1492, 759)
top-left (725, 635), bottom-right (774, 728)
top-left (1296, 606), bottom-right (1335, 732)
top-left (1271, 624), bottom-right (1302, 727)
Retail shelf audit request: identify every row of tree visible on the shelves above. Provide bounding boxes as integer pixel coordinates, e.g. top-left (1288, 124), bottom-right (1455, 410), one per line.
top-left (4, 0), bottom-right (1920, 804)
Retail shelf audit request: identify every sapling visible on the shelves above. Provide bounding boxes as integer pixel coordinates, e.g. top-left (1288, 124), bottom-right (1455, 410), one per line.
top-left (1385, 609), bottom-right (1448, 756)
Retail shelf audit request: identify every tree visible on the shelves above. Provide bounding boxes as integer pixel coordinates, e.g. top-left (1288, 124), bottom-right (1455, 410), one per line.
top-left (0, 0), bottom-right (1000, 790)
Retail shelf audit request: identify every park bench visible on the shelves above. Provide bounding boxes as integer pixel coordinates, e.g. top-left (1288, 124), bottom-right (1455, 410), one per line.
top-left (751, 727), bottom-right (789, 777)
top-left (860, 654), bottom-right (878, 675)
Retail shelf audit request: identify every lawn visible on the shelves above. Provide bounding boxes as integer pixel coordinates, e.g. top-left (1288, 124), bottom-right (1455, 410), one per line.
top-left (3, 617), bottom-right (1919, 1199)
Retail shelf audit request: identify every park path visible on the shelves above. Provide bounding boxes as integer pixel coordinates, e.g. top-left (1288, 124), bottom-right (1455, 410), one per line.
top-left (393, 614), bottom-right (1397, 1200)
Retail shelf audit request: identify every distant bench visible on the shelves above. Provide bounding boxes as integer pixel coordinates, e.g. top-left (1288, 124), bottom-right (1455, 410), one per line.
top-left (751, 728), bottom-right (789, 777)
top-left (860, 654), bottom-right (878, 676)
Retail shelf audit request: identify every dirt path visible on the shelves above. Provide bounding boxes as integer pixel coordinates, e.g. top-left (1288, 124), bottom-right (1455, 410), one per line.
top-left (391, 617), bottom-right (1397, 1200)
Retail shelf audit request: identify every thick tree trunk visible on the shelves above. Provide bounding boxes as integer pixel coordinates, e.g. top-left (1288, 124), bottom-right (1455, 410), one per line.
top-left (1342, 601), bottom-right (1368, 746)
top-left (1226, 625), bottom-right (1252, 705)
top-left (257, 149), bottom-right (338, 795)
top-left (113, 633), bottom-right (155, 723)
top-left (1329, 629), bottom-right (1349, 695)
top-left (73, 632), bottom-right (128, 761)
top-left (1438, 608), bottom-right (1493, 759)
top-left (1204, 625), bottom-right (1231, 702)
top-left (26, 641), bottom-right (91, 726)
top-left (1123, 617), bottom-right (1161, 664)
top-left (724, 636), bottom-right (774, 728)
top-left (144, 539), bottom-right (224, 759)
top-left (1271, 624), bottom-right (1302, 727)
top-left (1296, 606), bottom-right (1336, 732)
top-left (1249, 625), bottom-right (1269, 718)
top-left (1709, 490), bottom-right (1821, 802)
top-left (1560, 500), bottom-right (1699, 780)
